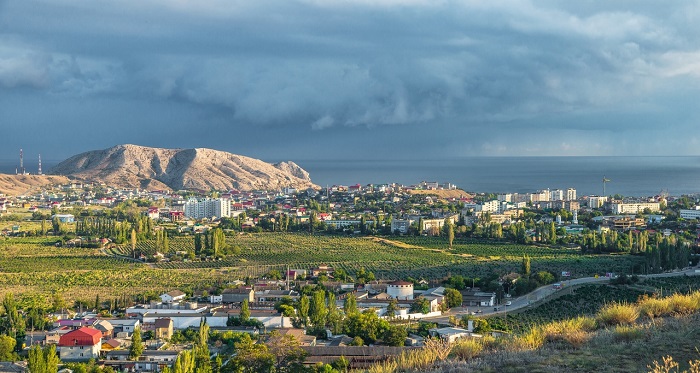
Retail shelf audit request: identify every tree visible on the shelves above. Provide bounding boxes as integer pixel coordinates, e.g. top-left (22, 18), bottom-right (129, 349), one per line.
top-left (0, 335), bottom-right (16, 361)
top-left (297, 296), bottom-right (310, 326)
top-left (383, 325), bottom-right (407, 346)
top-left (130, 229), bottom-right (137, 252)
top-left (332, 356), bottom-right (350, 372)
top-left (521, 255), bottom-right (531, 278)
top-left (28, 344), bottom-right (58, 373)
top-left (385, 299), bottom-right (399, 318)
top-left (240, 299), bottom-right (250, 322)
top-left (194, 234), bottom-right (202, 255)
top-left (410, 297), bottom-right (431, 314)
top-left (343, 310), bottom-right (390, 345)
top-left (326, 292), bottom-right (343, 334)
top-left (444, 219), bottom-right (455, 249)
top-left (343, 293), bottom-right (358, 315)
top-left (266, 330), bottom-right (307, 371)
top-left (1, 293), bottom-right (25, 339)
top-left (309, 290), bottom-right (328, 327)
top-left (444, 288), bottom-right (463, 308)
top-left (129, 326), bottom-right (144, 360)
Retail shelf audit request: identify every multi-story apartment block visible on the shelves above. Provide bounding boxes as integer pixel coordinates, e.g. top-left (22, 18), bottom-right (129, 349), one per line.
top-left (566, 188), bottom-right (577, 201)
top-left (550, 189), bottom-right (564, 201)
top-left (184, 198), bottom-right (231, 219)
top-left (610, 202), bottom-right (660, 215)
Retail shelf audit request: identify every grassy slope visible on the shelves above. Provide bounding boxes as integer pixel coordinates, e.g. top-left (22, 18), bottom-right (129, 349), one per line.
top-left (438, 315), bottom-right (700, 373)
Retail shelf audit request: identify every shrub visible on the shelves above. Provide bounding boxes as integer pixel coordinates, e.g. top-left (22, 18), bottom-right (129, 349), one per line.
top-left (541, 317), bottom-right (596, 348)
top-left (612, 325), bottom-right (645, 343)
top-left (450, 339), bottom-right (483, 360)
top-left (667, 293), bottom-right (700, 315)
top-left (639, 296), bottom-right (672, 319)
top-left (513, 327), bottom-right (545, 350)
top-left (597, 303), bottom-right (639, 326)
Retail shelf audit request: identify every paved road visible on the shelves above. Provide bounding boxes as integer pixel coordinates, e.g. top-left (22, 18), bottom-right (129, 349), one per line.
top-left (423, 266), bottom-right (700, 324)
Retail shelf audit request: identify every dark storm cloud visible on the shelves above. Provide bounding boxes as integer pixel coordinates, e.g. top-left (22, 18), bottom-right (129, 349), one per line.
top-left (2, 0), bottom-right (700, 159)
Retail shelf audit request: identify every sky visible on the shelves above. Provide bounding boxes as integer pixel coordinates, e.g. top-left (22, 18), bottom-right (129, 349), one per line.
top-left (2, 0), bottom-right (700, 163)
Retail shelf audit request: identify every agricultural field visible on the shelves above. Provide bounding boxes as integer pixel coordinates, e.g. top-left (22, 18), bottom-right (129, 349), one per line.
top-left (0, 236), bottom-right (232, 308)
top-left (0, 232), bottom-right (649, 308)
top-left (138, 233), bottom-right (642, 280)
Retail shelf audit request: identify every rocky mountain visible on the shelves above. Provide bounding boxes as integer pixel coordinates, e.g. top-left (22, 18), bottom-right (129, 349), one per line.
top-left (49, 144), bottom-right (318, 191)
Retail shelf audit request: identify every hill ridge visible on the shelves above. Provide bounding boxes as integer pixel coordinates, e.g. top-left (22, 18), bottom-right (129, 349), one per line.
top-left (49, 144), bottom-right (318, 191)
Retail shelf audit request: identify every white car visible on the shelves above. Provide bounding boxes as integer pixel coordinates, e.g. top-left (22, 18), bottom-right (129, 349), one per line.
top-left (505, 301), bottom-right (512, 306)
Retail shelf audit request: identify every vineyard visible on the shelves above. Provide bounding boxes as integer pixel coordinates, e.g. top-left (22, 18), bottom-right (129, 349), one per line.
top-left (0, 232), bottom-right (649, 307)
top-left (126, 233), bottom-right (643, 280)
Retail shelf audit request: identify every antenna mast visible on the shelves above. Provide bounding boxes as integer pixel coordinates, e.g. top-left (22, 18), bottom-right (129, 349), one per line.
top-left (38, 154), bottom-right (42, 175)
top-left (20, 149), bottom-right (24, 175)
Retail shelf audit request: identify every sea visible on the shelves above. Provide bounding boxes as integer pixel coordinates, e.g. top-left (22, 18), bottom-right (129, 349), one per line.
top-left (2, 156), bottom-right (699, 197)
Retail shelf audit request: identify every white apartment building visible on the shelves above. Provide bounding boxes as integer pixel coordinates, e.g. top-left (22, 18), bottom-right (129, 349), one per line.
top-left (497, 193), bottom-right (512, 202)
top-left (588, 196), bottom-right (608, 209)
top-left (566, 188), bottom-right (577, 201)
top-left (391, 219), bottom-right (411, 234)
top-left (550, 189), bottom-right (564, 201)
top-left (529, 190), bottom-right (550, 202)
top-left (611, 202), bottom-right (660, 215)
top-left (680, 207), bottom-right (700, 219)
top-left (184, 198), bottom-right (231, 219)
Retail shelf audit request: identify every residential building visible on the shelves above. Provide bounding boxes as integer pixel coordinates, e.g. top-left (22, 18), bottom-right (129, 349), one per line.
top-left (390, 219), bottom-right (410, 234)
top-left (566, 188), bottom-right (577, 201)
top-left (160, 290), bottom-right (186, 304)
top-left (550, 189), bottom-right (564, 201)
top-left (184, 198), bottom-right (231, 219)
top-left (221, 288), bottom-right (254, 304)
top-left (58, 327), bottom-right (102, 361)
top-left (611, 202), bottom-right (660, 215)
top-left (680, 207), bottom-right (700, 220)
top-left (154, 318), bottom-right (174, 340)
top-left (588, 196), bottom-right (608, 209)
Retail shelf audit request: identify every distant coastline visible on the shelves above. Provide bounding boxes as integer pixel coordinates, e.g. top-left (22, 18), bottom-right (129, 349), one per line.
top-left (2, 156), bottom-right (699, 197)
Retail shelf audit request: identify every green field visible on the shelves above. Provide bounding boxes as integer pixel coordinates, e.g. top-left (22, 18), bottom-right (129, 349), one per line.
top-left (0, 233), bottom-right (647, 308)
top-left (126, 233), bottom-right (644, 280)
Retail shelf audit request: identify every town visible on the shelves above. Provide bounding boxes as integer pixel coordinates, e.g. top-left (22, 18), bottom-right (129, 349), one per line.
top-left (0, 179), bottom-right (699, 372)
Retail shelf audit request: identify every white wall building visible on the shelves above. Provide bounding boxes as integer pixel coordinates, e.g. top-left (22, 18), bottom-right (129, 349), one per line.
top-left (611, 202), bottom-right (660, 215)
top-left (550, 189), bottom-right (564, 201)
top-left (588, 196), bottom-right (608, 209)
top-left (680, 207), bottom-right (700, 220)
top-left (184, 198), bottom-right (231, 219)
top-left (387, 281), bottom-right (414, 300)
top-left (390, 219), bottom-right (411, 234)
top-left (566, 188), bottom-right (577, 201)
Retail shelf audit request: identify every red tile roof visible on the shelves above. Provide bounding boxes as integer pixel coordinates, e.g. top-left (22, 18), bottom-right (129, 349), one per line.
top-left (58, 327), bottom-right (102, 346)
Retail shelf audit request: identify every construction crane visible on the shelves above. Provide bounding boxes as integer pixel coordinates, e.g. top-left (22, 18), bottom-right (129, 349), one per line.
top-left (602, 176), bottom-right (611, 196)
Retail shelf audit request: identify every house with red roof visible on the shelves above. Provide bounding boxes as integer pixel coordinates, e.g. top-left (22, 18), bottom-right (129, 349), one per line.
top-left (58, 327), bottom-right (102, 361)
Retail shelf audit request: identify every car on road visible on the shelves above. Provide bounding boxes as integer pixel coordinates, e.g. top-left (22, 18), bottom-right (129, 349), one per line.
top-left (505, 301), bottom-right (512, 306)
top-left (494, 307), bottom-right (500, 311)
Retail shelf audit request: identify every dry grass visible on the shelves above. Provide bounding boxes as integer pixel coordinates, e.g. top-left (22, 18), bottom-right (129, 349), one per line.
top-left (648, 355), bottom-right (700, 373)
top-left (597, 302), bottom-right (639, 326)
top-left (612, 325), bottom-right (645, 343)
top-left (450, 339), bottom-right (484, 360)
top-left (640, 296), bottom-right (674, 319)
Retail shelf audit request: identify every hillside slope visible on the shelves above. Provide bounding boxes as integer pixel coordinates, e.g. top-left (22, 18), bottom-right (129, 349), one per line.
top-left (49, 144), bottom-right (318, 191)
top-left (0, 174), bottom-right (70, 196)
